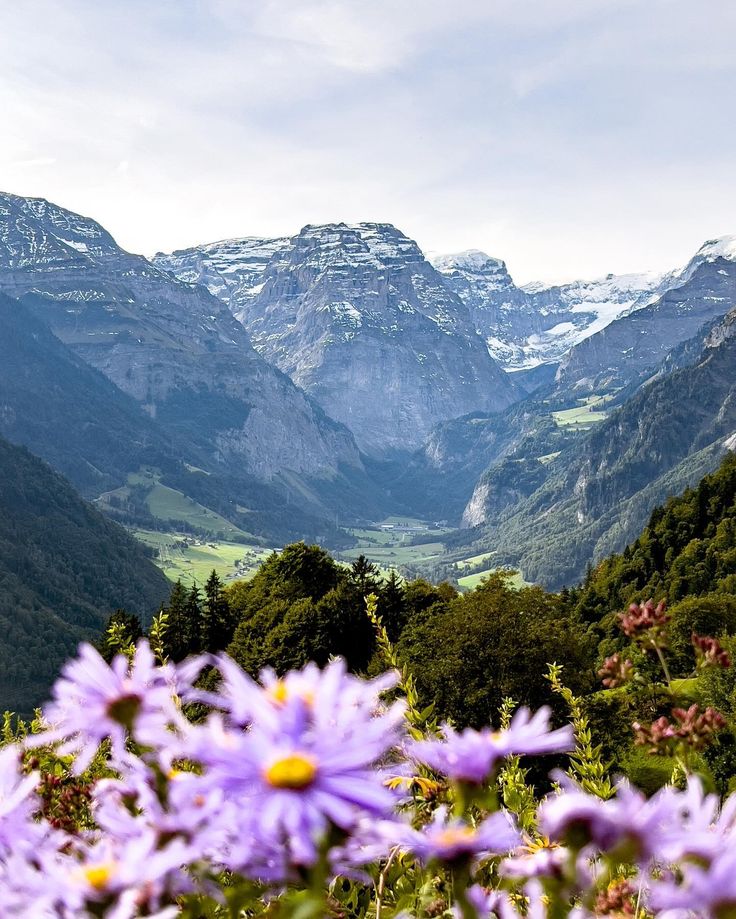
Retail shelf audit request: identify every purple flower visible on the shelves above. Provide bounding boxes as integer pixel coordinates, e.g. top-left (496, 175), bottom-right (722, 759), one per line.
top-left (404, 806), bottom-right (521, 865)
top-left (0, 746), bottom-right (42, 853)
top-left (93, 759), bottom-right (231, 862)
top-left (539, 775), bottom-right (679, 863)
top-left (650, 845), bottom-right (736, 917)
top-left (453, 884), bottom-right (521, 918)
top-left (192, 658), bottom-right (406, 867)
top-left (43, 831), bottom-right (192, 919)
top-left (500, 841), bottom-right (569, 880)
top-left (28, 642), bottom-right (186, 772)
top-left (409, 707), bottom-right (573, 784)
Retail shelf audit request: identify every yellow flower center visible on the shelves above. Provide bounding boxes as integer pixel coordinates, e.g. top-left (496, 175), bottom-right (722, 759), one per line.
top-left (436, 827), bottom-right (476, 847)
top-left (82, 862), bottom-right (117, 891)
top-left (267, 681), bottom-right (314, 707)
top-left (263, 753), bottom-right (318, 790)
top-left (269, 681), bottom-right (290, 704)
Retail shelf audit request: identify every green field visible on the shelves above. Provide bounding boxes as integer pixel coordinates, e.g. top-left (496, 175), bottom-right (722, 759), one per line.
top-left (455, 551), bottom-right (494, 570)
top-left (457, 568), bottom-right (527, 591)
top-left (338, 514), bottom-right (453, 571)
top-left (552, 394), bottom-right (612, 429)
top-left (133, 529), bottom-right (274, 586)
top-left (339, 542), bottom-right (445, 567)
top-left (98, 469), bottom-right (253, 541)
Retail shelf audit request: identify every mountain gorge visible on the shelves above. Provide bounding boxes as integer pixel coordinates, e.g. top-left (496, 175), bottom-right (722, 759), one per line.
top-left (451, 304), bottom-right (736, 588)
top-left (1, 189), bottom-right (735, 601)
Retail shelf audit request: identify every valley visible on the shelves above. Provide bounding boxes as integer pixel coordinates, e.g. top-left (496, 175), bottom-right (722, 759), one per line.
top-left (132, 529), bottom-right (273, 586)
top-left (0, 190), bottom-right (734, 622)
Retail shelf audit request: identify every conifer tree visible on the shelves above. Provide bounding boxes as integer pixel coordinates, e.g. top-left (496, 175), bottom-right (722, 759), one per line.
top-left (350, 554), bottom-right (381, 597)
top-left (378, 570), bottom-right (406, 641)
top-left (203, 570), bottom-right (234, 652)
top-left (185, 584), bottom-right (204, 653)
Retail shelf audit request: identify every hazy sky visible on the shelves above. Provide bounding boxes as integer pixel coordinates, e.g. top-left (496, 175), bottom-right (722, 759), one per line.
top-left (2, 0), bottom-right (734, 283)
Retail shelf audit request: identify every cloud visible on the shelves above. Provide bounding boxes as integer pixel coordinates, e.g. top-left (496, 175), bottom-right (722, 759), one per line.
top-left (0, 0), bottom-right (734, 283)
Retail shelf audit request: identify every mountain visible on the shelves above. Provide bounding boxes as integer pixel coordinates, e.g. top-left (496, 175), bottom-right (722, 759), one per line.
top-left (454, 306), bottom-right (736, 588)
top-left (573, 448), bottom-right (736, 619)
top-left (431, 250), bottom-right (666, 370)
top-left (0, 435), bottom-right (169, 712)
top-left (0, 292), bottom-right (184, 495)
top-left (158, 223), bottom-right (519, 454)
top-left (155, 236), bottom-right (290, 323)
top-left (0, 193), bottom-right (386, 531)
top-left (556, 237), bottom-right (736, 393)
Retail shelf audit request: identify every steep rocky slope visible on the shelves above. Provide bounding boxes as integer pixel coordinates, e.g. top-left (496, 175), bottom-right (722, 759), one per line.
top-left (455, 307), bottom-right (736, 588)
top-left (0, 193), bottom-right (384, 528)
top-left (160, 224), bottom-right (519, 453)
top-left (432, 250), bottom-right (666, 369)
top-left (556, 238), bottom-right (736, 393)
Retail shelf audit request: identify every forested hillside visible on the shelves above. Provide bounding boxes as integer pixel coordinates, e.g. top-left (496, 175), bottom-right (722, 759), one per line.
top-left (0, 437), bottom-right (169, 711)
top-left (451, 308), bottom-right (736, 588)
top-left (573, 450), bottom-right (736, 618)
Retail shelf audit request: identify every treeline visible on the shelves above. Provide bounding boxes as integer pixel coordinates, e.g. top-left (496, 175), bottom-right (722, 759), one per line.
top-left (107, 544), bottom-right (596, 737)
top-left (104, 452), bottom-right (736, 792)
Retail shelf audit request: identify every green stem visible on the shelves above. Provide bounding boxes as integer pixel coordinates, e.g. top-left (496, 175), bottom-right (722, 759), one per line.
top-left (654, 644), bottom-right (673, 687)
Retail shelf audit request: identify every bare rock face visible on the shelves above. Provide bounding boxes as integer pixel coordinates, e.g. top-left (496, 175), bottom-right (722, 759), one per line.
top-left (159, 224), bottom-right (519, 454)
top-left (0, 193), bottom-right (362, 482)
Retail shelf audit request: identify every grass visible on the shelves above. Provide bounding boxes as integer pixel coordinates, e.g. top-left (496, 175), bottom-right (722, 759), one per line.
top-left (457, 568), bottom-right (527, 591)
top-left (145, 483), bottom-right (248, 540)
top-left (339, 542), bottom-right (445, 567)
top-left (552, 405), bottom-right (608, 427)
top-left (537, 451), bottom-right (561, 465)
top-left (455, 552), bottom-right (495, 570)
top-left (552, 394), bottom-right (612, 429)
top-left (346, 528), bottom-right (399, 546)
top-left (338, 514), bottom-right (453, 571)
top-left (123, 469), bottom-right (252, 540)
top-left (133, 529), bottom-right (274, 586)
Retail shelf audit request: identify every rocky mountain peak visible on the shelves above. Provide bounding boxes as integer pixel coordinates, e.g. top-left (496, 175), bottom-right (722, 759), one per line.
top-left (0, 191), bottom-right (120, 268)
top-left (431, 249), bottom-right (510, 278)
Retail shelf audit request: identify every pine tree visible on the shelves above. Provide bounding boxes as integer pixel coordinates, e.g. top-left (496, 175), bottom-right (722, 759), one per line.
top-left (378, 570), bottom-right (406, 641)
top-left (185, 584), bottom-right (203, 653)
top-left (203, 570), bottom-right (234, 652)
top-left (350, 554), bottom-right (381, 597)
top-left (163, 580), bottom-right (190, 661)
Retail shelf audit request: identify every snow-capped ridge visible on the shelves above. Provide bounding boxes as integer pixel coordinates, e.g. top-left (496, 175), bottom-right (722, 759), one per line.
top-left (431, 249), bottom-right (507, 274)
top-left (693, 235), bottom-right (736, 264)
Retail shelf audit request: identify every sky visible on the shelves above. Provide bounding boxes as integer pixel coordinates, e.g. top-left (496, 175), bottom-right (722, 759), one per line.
top-left (1, 0), bottom-right (734, 284)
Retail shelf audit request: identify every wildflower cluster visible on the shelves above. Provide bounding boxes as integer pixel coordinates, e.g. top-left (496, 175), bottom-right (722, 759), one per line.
top-left (0, 638), bottom-right (735, 917)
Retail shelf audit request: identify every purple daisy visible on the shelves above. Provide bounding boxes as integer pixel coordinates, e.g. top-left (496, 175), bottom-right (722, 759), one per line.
top-left (404, 806), bottom-right (521, 865)
top-left (539, 775), bottom-right (679, 864)
top-left (192, 658), bottom-right (406, 867)
top-left (28, 642), bottom-right (185, 772)
top-left (409, 707), bottom-right (573, 784)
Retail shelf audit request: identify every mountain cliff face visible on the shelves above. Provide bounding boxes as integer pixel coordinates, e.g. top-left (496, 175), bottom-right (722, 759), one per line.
top-left (159, 224), bottom-right (519, 453)
top-left (556, 238), bottom-right (736, 392)
top-left (0, 292), bottom-right (184, 495)
top-left (433, 250), bottom-right (666, 370)
top-left (155, 237), bottom-right (290, 318)
top-left (0, 193), bottom-right (363, 488)
top-left (456, 307), bottom-right (736, 588)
